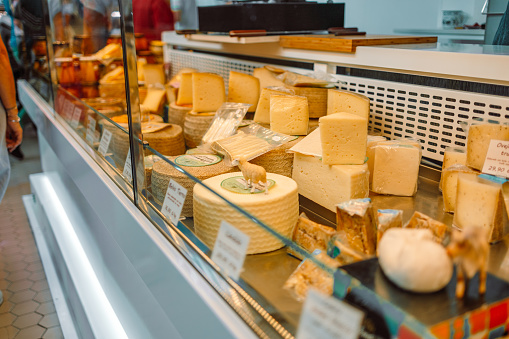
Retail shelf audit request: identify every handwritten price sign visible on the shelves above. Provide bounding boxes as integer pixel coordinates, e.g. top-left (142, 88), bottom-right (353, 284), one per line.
top-left (161, 179), bottom-right (187, 226)
top-left (211, 220), bottom-right (249, 281)
top-left (482, 140), bottom-right (509, 178)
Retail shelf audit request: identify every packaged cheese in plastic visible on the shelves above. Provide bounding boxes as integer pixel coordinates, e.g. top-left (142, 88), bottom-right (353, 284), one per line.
top-left (336, 198), bottom-right (376, 255)
top-left (327, 232), bottom-right (368, 266)
top-left (376, 209), bottom-right (403, 244)
top-left (253, 86), bottom-right (294, 124)
top-left (211, 123), bottom-right (293, 166)
top-left (442, 164), bottom-right (478, 213)
top-left (200, 103), bottom-right (250, 150)
top-left (405, 211), bottom-right (449, 244)
top-left (288, 213), bottom-right (336, 260)
top-left (283, 250), bottom-right (339, 302)
top-left (439, 147), bottom-right (467, 191)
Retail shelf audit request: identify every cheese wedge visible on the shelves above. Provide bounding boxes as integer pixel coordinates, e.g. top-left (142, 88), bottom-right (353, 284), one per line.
top-left (143, 64), bottom-right (165, 86)
top-left (288, 214), bottom-right (336, 260)
top-left (466, 122), bottom-right (509, 170)
top-left (327, 88), bottom-right (371, 121)
top-left (142, 87), bottom-right (167, 114)
top-left (192, 73), bottom-right (225, 113)
top-left (439, 147), bottom-right (467, 190)
top-left (227, 71), bottom-right (260, 112)
top-left (253, 67), bottom-right (285, 89)
top-left (176, 73), bottom-right (193, 105)
top-left (366, 135), bottom-right (387, 186)
top-left (292, 153), bottom-right (369, 212)
top-left (254, 87), bottom-right (293, 124)
top-left (319, 112), bottom-right (367, 165)
top-left (270, 94), bottom-right (309, 135)
top-left (442, 164), bottom-right (478, 213)
top-left (337, 198), bottom-right (376, 255)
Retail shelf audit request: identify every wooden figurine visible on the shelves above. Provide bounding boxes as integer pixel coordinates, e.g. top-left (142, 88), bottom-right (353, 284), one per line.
top-left (446, 226), bottom-right (489, 298)
top-left (237, 157), bottom-right (268, 193)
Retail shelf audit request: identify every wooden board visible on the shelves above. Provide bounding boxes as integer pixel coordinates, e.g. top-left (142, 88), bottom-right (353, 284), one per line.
top-left (185, 34), bottom-right (280, 44)
top-left (279, 34), bottom-right (437, 53)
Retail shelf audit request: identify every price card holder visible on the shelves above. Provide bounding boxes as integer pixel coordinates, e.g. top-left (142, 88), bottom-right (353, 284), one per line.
top-left (70, 106), bottom-right (82, 129)
top-left (98, 129), bottom-right (112, 156)
top-left (211, 220), bottom-right (250, 281)
top-left (297, 289), bottom-right (363, 339)
top-left (482, 140), bottom-right (509, 178)
top-left (161, 179), bottom-right (187, 226)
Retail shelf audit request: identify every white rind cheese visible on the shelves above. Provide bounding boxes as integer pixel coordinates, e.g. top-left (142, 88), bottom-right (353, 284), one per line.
top-left (292, 153), bottom-right (369, 212)
top-left (270, 94), bottom-right (309, 135)
top-left (319, 112), bottom-right (367, 165)
top-left (192, 73), bottom-right (225, 113)
top-left (327, 88), bottom-right (370, 120)
top-left (466, 123), bottom-right (509, 170)
top-left (227, 71), bottom-right (260, 112)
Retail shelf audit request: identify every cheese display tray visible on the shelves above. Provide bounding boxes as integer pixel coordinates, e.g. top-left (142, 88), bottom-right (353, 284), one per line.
top-left (334, 258), bottom-right (509, 338)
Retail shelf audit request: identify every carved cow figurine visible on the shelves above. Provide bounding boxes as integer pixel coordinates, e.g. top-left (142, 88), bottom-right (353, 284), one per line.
top-left (237, 157), bottom-right (268, 194)
top-left (446, 226), bottom-right (489, 298)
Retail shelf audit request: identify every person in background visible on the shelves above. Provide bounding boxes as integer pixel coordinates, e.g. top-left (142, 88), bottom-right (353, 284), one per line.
top-left (170, 0), bottom-right (198, 31)
top-left (133, 0), bottom-right (174, 42)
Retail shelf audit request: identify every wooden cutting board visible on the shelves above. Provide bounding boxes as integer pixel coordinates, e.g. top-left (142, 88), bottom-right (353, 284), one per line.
top-left (279, 34), bottom-right (437, 53)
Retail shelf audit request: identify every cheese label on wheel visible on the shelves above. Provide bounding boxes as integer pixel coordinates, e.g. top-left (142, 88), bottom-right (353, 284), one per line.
top-left (221, 176), bottom-right (275, 194)
top-left (175, 154), bottom-right (222, 167)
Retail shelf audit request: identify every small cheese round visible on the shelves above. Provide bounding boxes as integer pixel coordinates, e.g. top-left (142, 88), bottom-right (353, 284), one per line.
top-left (378, 228), bottom-right (452, 293)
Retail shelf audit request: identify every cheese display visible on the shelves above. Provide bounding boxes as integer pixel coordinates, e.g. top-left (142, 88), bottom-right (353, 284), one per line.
top-left (336, 198), bottom-right (376, 255)
top-left (142, 87), bottom-right (167, 114)
top-left (376, 209), bottom-right (403, 244)
top-left (285, 85), bottom-right (328, 118)
top-left (183, 111), bottom-right (215, 148)
top-left (442, 164), bottom-right (478, 213)
top-left (439, 147), bottom-right (467, 190)
top-left (319, 112), bottom-right (367, 165)
top-left (466, 122), bottom-right (509, 171)
top-left (142, 64), bottom-right (165, 86)
top-left (269, 94), bottom-right (309, 135)
top-left (193, 172), bottom-right (299, 254)
top-left (288, 213), bottom-right (336, 259)
top-left (192, 73), bottom-right (225, 113)
top-left (93, 43), bottom-right (122, 60)
top-left (151, 155), bottom-right (235, 216)
top-left (253, 67), bottom-right (285, 89)
top-left (378, 228), bottom-right (453, 293)
top-left (227, 71), bottom-right (260, 112)
top-left (176, 73), bottom-right (193, 106)
top-left (253, 87), bottom-right (293, 124)
top-left (292, 153), bottom-right (369, 212)
top-left (405, 211), bottom-right (449, 243)
top-left (99, 66), bottom-right (125, 98)
top-left (366, 135), bottom-right (387, 185)
top-left (327, 88), bottom-right (371, 120)
top-left (168, 102), bottom-right (192, 129)
top-left (454, 174), bottom-right (508, 243)
top-left (371, 144), bottom-right (420, 196)
top-left (250, 137), bottom-right (302, 177)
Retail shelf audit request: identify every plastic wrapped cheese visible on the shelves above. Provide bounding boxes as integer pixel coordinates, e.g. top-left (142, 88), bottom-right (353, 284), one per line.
top-left (465, 120), bottom-right (509, 171)
top-left (288, 213), bottom-right (336, 260)
top-left (336, 198), bottom-right (377, 255)
top-left (376, 209), bottom-right (403, 244)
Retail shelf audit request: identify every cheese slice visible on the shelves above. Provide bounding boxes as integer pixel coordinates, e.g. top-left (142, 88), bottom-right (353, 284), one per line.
top-left (142, 64), bottom-right (165, 86)
top-left (442, 164), bottom-right (478, 213)
top-left (439, 147), bottom-right (467, 190)
top-left (253, 67), bottom-right (285, 89)
top-left (292, 153), bottom-right (369, 212)
top-left (319, 112), bottom-right (367, 165)
top-left (227, 71), bottom-right (260, 112)
top-left (270, 94), bottom-right (309, 135)
top-left (466, 123), bottom-right (509, 170)
top-left (454, 174), bottom-right (508, 243)
top-left (192, 73), bottom-right (225, 113)
top-left (176, 73), bottom-right (193, 105)
top-left (327, 88), bottom-right (370, 120)
top-left (142, 87), bottom-right (167, 113)
top-left (254, 87), bottom-right (293, 124)
top-left (371, 144), bottom-right (420, 196)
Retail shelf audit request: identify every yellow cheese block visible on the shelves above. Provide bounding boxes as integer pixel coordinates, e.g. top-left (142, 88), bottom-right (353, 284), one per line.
top-left (137, 58), bottom-right (147, 82)
top-left (454, 174), bottom-right (508, 243)
top-left (292, 153), bottom-right (369, 212)
top-left (285, 85), bottom-right (328, 118)
top-left (192, 73), bottom-right (225, 113)
top-left (319, 112), bottom-right (367, 165)
top-left (366, 135), bottom-right (387, 186)
top-left (371, 144), bottom-right (420, 196)
top-left (439, 147), bottom-right (467, 190)
top-left (176, 73), bottom-right (193, 105)
top-left (253, 87), bottom-right (293, 124)
top-left (327, 89), bottom-right (371, 120)
top-left (466, 123), bottom-right (509, 171)
top-left (442, 165), bottom-right (478, 213)
top-left (142, 64), bottom-right (165, 86)
top-left (270, 94), bottom-right (309, 135)
top-left (142, 87), bottom-right (167, 114)
top-left (227, 71), bottom-right (260, 112)
top-left (253, 67), bottom-right (285, 89)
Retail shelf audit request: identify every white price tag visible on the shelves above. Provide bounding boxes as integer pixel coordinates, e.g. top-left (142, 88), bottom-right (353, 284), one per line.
top-left (88, 116), bottom-right (97, 131)
top-left (98, 129), bottom-right (113, 156)
top-left (297, 289), bottom-right (363, 339)
top-left (161, 179), bottom-right (187, 226)
top-left (123, 149), bottom-right (133, 182)
top-left (482, 140), bottom-right (509, 178)
top-left (211, 220), bottom-right (249, 281)
top-left (70, 107), bottom-right (82, 129)
top-left (63, 100), bottom-right (74, 120)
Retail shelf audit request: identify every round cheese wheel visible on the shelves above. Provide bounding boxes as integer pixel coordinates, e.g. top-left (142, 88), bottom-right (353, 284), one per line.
top-left (250, 137), bottom-right (303, 177)
top-left (378, 228), bottom-right (452, 293)
top-left (151, 154), bottom-right (235, 217)
top-left (183, 111), bottom-right (215, 148)
top-left (193, 172), bottom-right (299, 254)
top-left (169, 102), bottom-right (192, 129)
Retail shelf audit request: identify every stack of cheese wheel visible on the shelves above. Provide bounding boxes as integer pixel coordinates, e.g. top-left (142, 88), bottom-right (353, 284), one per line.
top-left (168, 102), bottom-right (192, 129)
top-left (250, 137), bottom-right (303, 178)
top-left (183, 111), bottom-right (215, 148)
top-left (285, 85), bottom-right (328, 118)
top-left (193, 172), bottom-right (299, 254)
top-left (151, 154), bottom-right (235, 216)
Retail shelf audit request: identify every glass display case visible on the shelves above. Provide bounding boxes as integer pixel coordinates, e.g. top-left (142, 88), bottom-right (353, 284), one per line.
top-left (18, 1), bottom-right (509, 338)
